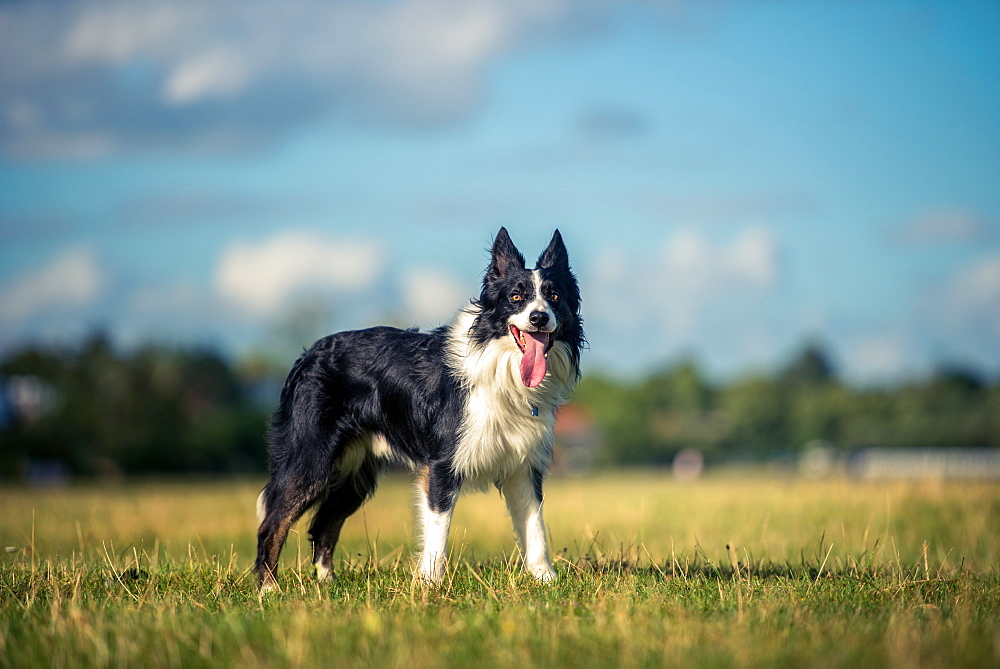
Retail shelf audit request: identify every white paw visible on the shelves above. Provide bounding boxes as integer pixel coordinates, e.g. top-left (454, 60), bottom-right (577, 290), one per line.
top-left (416, 570), bottom-right (445, 586)
top-left (417, 559), bottom-right (447, 586)
top-left (528, 563), bottom-right (557, 582)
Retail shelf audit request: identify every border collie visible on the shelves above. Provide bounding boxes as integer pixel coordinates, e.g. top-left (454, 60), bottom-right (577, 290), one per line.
top-left (255, 228), bottom-right (584, 590)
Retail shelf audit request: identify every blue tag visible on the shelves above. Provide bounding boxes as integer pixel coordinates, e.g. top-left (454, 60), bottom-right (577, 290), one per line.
top-left (531, 405), bottom-right (539, 417)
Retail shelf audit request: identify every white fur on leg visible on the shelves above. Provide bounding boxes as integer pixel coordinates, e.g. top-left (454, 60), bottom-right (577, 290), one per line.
top-left (502, 469), bottom-right (556, 581)
top-left (314, 562), bottom-right (333, 582)
top-left (256, 490), bottom-right (267, 523)
top-left (414, 481), bottom-right (453, 584)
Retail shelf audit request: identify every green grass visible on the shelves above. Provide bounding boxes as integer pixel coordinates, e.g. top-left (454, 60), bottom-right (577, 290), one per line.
top-left (2, 471), bottom-right (999, 667)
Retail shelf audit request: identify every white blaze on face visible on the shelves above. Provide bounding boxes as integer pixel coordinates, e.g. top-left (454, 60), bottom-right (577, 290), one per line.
top-left (509, 270), bottom-right (557, 333)
top-left (508, 270), bottom-right (559, 388)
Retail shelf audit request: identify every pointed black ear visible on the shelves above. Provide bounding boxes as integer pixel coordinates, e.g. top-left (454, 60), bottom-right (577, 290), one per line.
top-left (487, 227), bottom-right (526, 280)
top-left (537, 229), bottom-right (570, 270)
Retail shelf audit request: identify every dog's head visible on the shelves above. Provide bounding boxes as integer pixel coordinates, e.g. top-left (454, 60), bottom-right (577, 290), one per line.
top-left (471, 227), bottom-right (584, 387)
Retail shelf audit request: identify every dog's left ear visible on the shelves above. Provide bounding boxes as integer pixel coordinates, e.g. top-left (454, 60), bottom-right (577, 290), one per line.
top-left (537, 230), bottom-right (570, 271)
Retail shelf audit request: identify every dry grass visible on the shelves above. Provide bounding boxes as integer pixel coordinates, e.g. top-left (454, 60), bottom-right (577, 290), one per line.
top-left (2, 470), bottom-right (998, 667)
top-left (3, 470), bottom-right (996, 568)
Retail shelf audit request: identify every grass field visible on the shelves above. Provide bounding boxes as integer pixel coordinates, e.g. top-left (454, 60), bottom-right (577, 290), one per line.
top-left (2, 470), bottom-right (998, 667)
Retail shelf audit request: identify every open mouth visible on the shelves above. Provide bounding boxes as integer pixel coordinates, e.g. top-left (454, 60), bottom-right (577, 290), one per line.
top-left (509, 325), bottom-right (554, 388)
top-left (509, 325), bottom-right (553, 354)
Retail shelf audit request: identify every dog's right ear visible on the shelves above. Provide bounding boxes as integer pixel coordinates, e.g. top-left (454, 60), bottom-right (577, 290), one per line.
top-left (487, 227), bottom-right (526, 280)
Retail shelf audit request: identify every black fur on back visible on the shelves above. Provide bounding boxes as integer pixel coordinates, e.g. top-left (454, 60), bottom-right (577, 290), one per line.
top-left (262, 325), bottom-right (465, 506)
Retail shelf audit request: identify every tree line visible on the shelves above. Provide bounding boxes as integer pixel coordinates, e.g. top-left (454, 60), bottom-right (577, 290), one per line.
top-left (0, 334), bottom-right (267, 478)
top-left (1, 334), bottom-right (997, 478)
top-left (575, 347), bottom-right (999, 466)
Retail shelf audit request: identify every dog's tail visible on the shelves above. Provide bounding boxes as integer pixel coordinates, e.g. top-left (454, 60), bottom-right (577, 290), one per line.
top-left (255, 488), bottom-right (268, 523)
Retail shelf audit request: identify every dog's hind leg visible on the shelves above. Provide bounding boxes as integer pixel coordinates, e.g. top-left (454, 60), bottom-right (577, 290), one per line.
top-left (501, 464), bottom-right (556, 582)
top-left (255, 468), bottom-right (331, 591)
top-left (309, 455), bottom-right (381, 581)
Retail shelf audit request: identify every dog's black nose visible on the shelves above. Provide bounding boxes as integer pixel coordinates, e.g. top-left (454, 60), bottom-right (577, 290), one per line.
top-left (529, 311), bottom-right (549, 327)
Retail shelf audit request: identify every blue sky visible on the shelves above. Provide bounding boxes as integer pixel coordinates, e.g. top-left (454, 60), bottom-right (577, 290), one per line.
top-left (1, 0), bottom-right (998, 383)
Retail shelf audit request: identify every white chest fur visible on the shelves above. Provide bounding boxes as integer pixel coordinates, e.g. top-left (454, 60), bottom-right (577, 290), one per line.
top-left (447, 309), bottom-right (578, 489)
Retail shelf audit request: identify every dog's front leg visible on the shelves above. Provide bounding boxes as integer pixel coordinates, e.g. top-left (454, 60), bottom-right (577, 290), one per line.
top-left (415, 462), bottom-right (459, 584)
top-left (502, 466), bottom-right (556, 582)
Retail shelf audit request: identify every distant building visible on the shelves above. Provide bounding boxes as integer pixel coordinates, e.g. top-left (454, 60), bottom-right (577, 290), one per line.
top-left (553, 403), bottom-right (598, 474)
top-left (849, 448), bottom-right (1000, 479)
top-left (3, 375), bottom-right (57, 425)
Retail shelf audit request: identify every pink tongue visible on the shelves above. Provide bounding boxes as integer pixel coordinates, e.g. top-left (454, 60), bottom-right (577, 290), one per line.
top-left (519, 332), bottom-right (549, 388)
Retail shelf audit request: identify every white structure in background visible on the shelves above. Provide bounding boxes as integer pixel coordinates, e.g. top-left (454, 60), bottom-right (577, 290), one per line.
top-left (671, 448), bottom-right (704, 482)
top-left (849, 448), bottom-right (1000, 480)
top-left (799, 440), bottom-right (837, 478)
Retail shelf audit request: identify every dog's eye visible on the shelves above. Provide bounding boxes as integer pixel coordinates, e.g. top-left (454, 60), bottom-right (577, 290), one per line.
top-left (510, 293), bottom-right (522, 302)
top-left (549, 292), bottom-right (560, 302)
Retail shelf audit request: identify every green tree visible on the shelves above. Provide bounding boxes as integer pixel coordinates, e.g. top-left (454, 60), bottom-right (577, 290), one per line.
top-left (0, 334), bottom-right (268, 478)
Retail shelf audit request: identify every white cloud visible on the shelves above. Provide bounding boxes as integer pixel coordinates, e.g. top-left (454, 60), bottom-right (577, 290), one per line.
top-left (933, 253), bottom-right (1000, 340)
top-left (610, 226), bottom-right (780, 337)
top-left (883, 253), bottom-right (1000, 377)
top-left (0, 248), bottom-right (104, 321)
top-left (892, 207), bottom-right (994, 245)
top-left (162, 48), bottom-right (252, 106)
top-left (400, 268), bottom-right (470, 326)
top-left (660, 226), bottom-right (778, 298)
top-left (585, 226), bottom-right (783, 373)
top-left (844, 332), bottom-right (912, 382)
top-left (811, 254), bottom-right (1000, 384)
top-left (0, 0), bottom-right (599, 156)
top-left (126, 280), bottom-right (207, 317)
top-left (214, 231), bottom-right (386, 317)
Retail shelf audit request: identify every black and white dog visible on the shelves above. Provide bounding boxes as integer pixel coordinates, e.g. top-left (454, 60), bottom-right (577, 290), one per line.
top-left (255, 228), bottom-right (584, 590)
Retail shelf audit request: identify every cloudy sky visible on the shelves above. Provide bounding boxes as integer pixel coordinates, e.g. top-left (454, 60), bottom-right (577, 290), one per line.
top-left (1, 0), bottom-right (998, 383)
